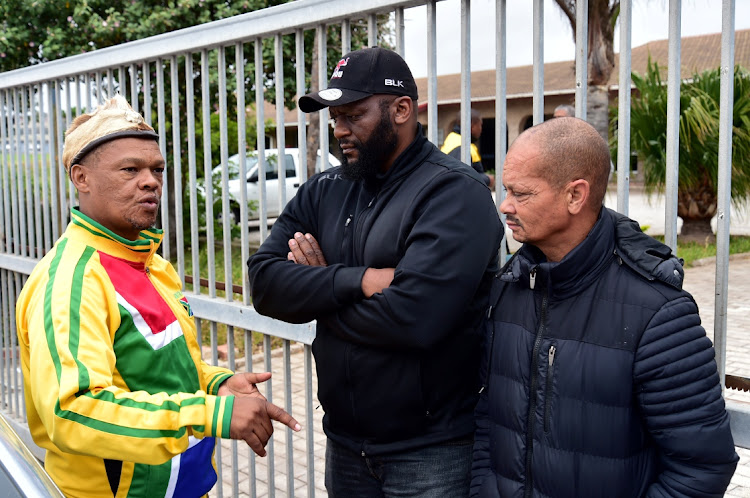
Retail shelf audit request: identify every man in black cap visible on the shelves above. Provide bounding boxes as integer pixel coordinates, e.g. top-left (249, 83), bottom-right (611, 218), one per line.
top-left (248, 46), bottom-right (502, 497)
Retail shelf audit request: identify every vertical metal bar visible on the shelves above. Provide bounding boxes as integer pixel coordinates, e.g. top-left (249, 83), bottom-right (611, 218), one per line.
top-left (264, 334), bottom-right (275, 497)
top-left (11, 273), bottom-right (20, 416)
top-left (95, 72), bottom-right (103, 105)
top-left (426, 1), bottom-right (438, 145)
top-left (209, 321), bottom-right (223, 498)
top-left (243, 329), bottom-right (258, 497)
top-left (304, 344), bottom-right (315, 498)
top-left (119, 66), bottom-right (127, 102)
top-left (64, 79), bottom-right (74, 222)
top-left (185, 53), bottom-right (200, 295)
top-left (616, 0), bottom-right (632, 215)
top-left (8, 90), bottom-right (21, 256)
top-left (574, 0), bottom-right (588, 119)
top-left (394, 7), bottom-right (405, 57)
top-left (170, 56), bottom-right (184, 279)
top-left (341, 20), bottom-right (351, 55)
top-left (317, 26), bottom-right (330, 173)
top-left (275, 34), bottom-right (288, 211)
top-left (236, 42), bottom-right (250, 303)
top-left (130, 63), bottom-right (138, 113)
top-left (296, 29), bottom-right (308, 189)
top-left (48, 83), bottom-right (60, 242)
top-left (0, 91), bottom-right (10, 254)
top-left (39, 83), bottom-right (51, 253)
top-left (0, 271), bottom-right (7, 410)
top-left (156, 59), bottom-right (170, 260)
top-left (496, 0), bottom-right (507, 262)
top-left (714, 0), bottom-right (735, 385)
top-left (368, 13), bottom-right (378, 47)
top-left (218, 47), bottom-right (233, 296)
top-left (20, 87), bottom-right (34, 258)
top-left (283, 339), bottom-right (294, 497)
top-left (664, 0), bottom-right (681, 251)
top-left (226, 325), bottom-right (238, 498)
top-left (30, 85), bottom-right (43, 259)
top-left (85, 74), bottom-right (92, 112)
top-left (143, 62), bottom-right (152, 127)
top-left (200, 50), bottom-right (216, 297)
top-left (460, 0), bottom-right (471, 166)
top-left (13, 88), bottom-right (28, 258)
top-left (106, 68), bottom-right (114, 99)
top-left (255, 39), bottom-right (269, 242)
top-left (74, 75), bottom-right (81, 118)
top-left (532, 0), bottom-right (544, 125)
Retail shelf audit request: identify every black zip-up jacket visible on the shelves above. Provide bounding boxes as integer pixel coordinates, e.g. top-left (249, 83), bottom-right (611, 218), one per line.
top-left (248, 127), bottom-right (502, 455)
top-left (471, 208), bottom-right (738, 497)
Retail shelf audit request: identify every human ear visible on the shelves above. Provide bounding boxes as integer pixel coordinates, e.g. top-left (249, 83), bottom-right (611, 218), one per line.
top-left (393, 96), bottom-right (412, 125)
top-left (69, 164), bottom-right (90, 193)
top-left (566, 179), bottom-right (589, 215)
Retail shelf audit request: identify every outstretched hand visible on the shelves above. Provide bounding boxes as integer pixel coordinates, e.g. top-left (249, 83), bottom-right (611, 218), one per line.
top-left (218, 372), bottom-right (271, 400)
top-left (230, 397), bottom-right (301, 457)
top-left (288, 232), bottom-right (327, 266)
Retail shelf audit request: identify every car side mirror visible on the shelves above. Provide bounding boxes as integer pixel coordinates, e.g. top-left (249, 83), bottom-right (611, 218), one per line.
top-left (247, 174), bottom-right (258, 183)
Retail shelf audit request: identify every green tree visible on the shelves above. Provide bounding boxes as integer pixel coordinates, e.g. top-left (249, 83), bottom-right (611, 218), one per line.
top-left (553, 0), bottom-right (619, 141)
top-left (611, 59), bottom-right (750, 243)
top-left (1, 0), bottom-right (391, 247)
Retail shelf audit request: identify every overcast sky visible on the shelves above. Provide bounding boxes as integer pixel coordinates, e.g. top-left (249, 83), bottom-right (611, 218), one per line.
top-left (402, 0), bottom-right (750, 77)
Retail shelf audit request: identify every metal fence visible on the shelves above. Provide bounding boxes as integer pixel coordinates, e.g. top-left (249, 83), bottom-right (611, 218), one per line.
top-left (0, 0), bottom-right (747, 497)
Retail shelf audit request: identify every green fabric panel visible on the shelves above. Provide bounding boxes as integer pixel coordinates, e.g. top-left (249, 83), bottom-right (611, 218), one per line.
top-left (43, 239), bottom-right (67, 383)
top-left (70, 245), bottom-right (96, 395)
top-left (113, 305), bottom-right (201, 394)
top-left (53, 399), bottom-right (187, 439)
top-left (221, 396), bottom-right (234, 439)
top-left (126, 460), bottom-right (171, 497)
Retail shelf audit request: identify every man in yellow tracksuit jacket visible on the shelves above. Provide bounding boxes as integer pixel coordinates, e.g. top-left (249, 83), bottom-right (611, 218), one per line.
top-left (16, 96), bottom-right (299, 498)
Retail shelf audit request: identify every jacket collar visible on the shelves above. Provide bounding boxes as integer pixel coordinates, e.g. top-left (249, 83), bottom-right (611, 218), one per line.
top-left (64, 207), bottom-right (163, 265)
top-left (503, 207), bottom-right (615, 299)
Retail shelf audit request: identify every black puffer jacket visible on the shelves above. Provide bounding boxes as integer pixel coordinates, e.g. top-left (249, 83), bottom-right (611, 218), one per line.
top-left (249, 126), bottom-right (502, 456)
top-left (471, 208), bottom-right (738, 498)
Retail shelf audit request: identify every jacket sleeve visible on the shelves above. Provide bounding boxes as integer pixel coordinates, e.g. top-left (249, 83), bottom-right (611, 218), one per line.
top-left (634, 295), bottom-right (738, 497)
top-left (248, 179), bottom-right (369, 324)
top-left (18, 252), bottom-right (234, 467)
top-left (322, 172), bottom-right (501, 349)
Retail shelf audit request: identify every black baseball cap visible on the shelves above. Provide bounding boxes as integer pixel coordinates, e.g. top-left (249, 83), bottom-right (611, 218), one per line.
top-left (298, 46), bottom-right (418, 113)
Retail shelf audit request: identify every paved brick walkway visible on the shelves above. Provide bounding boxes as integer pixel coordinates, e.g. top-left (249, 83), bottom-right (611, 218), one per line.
top-left (211, 253), bottom-right (750, 497)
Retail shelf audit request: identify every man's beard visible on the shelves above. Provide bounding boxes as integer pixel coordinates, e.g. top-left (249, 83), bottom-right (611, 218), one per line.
top-left (340, 106), bottom-right (398, 182)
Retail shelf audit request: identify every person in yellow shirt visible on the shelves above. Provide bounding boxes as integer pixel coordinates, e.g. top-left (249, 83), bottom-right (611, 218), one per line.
top-left (440, 108), bottom-right (495, 188)
top-left (16, 95), bottom-right (300, 498)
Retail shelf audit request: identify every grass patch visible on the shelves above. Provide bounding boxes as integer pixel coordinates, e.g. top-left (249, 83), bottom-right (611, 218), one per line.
top-left (651, 235), bottom-right (750, 268)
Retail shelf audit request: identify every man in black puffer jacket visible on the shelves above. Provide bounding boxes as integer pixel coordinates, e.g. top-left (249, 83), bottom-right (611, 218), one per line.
top-left (471, 117), bottom-right (738, 497)
top-left (249, 47), bottom-right (502, 497)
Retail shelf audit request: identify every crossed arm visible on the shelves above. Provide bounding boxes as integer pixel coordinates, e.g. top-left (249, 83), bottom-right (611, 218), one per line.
top-left (286, 231), bottom-right (394, 298)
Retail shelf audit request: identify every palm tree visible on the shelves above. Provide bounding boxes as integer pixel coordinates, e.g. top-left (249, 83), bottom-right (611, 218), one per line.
top-left (611, 59), bottom-right (750, 243)
top-left (553, 0), bottom-right (619, 141)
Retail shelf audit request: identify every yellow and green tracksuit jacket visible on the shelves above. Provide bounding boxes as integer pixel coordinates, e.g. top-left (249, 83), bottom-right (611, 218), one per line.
top-left (16, 208), bottom-right (234, 498)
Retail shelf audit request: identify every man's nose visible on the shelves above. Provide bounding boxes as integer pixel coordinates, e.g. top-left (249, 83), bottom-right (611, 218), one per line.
top-left (333, 120), bottom-right (350, 140)
top-left (140, 170), bottom-right (162, 189)
top-left (499, 196), bottom-right (513, 215)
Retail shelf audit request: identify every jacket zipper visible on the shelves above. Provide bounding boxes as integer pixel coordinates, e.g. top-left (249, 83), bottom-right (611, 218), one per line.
top-left (341, 213), bottom-right (353, 260)
top-left (544, 345), bottom-right (556, 433)
top-left (524, 270), bottom-right (547, 498)
top-left (352, 196), bottom-right (376, 262)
